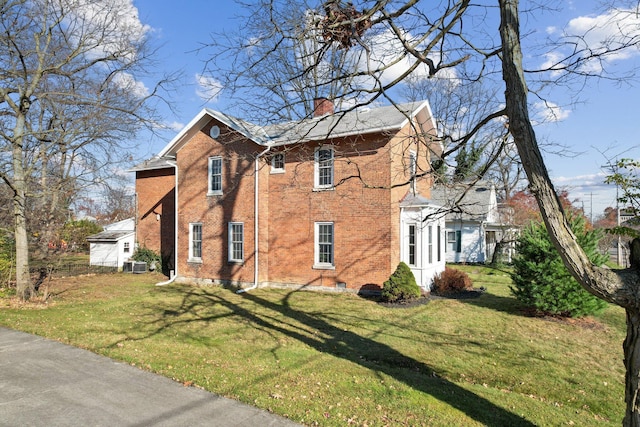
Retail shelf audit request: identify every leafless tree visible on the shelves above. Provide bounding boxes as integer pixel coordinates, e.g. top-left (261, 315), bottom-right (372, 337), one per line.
top-left (201, 0), bottom-right (369, 122)
top-left (199, 0), bottom-right (640, 423)
top-left (0, 0), bottom-right (174, 300)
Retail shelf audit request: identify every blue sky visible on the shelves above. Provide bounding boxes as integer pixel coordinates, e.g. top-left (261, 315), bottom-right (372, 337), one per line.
top-left (129, 0), bottom-right (638, 219)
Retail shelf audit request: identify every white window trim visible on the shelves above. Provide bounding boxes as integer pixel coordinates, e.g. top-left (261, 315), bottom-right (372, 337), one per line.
top-left (228, 222), bottom-right (244, 263)
top-left (314, 146), bottom-right (334, 190)
top-left (313, 222), bottom-right (335, 269)
top-left (427, 225), bottom-right (433, 264)
top-left (189, 223), bottom-right (203, 263)
top-left (407, 223), bottom-right (418, 267)
top-left (208, 156), bottom-right (223, 196)
top-left (409, 150), bottom-right (417, 193)
top-left (270, 153), bottom-right (285, 174)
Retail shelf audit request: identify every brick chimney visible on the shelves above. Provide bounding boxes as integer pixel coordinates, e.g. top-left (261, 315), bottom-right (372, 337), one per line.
top-left (313, 97), bottom-right (334, 117)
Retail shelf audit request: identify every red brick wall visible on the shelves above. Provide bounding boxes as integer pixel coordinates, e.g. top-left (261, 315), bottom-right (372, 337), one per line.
top-left (155, 115), bottom-right (436, 292)
top-left (136, 168), bottom-right (175, 274)
top-left (176, 122), bottom-right (260, 285)
top-left (266, 133), bottom-right (400, 292)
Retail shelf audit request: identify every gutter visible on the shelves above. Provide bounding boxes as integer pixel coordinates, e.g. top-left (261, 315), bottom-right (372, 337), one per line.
top-left (156, 159), bottom-right (179, 286)
top-left (237, 145), bottom-right (272, 293)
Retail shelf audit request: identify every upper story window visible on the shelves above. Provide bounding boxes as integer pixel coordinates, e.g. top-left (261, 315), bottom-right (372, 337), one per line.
top-left (123, 242), bottom-right (130, 253)
top-left (189, 223), bottom-right (203, 262)
top-left (208, 156), bottom-right (222, 195)
top-left (314, 147), bottom-right (334, 189)
top-left (271, 153), bottom-right (285, 173)
top-left (409, 150), bottom-right (417, 192)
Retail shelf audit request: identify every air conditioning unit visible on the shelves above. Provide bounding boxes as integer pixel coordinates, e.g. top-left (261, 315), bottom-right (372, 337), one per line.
top-left (132, 262), bottom-right (147, 274)
top-left (123, 261), bottom-right (133, 273)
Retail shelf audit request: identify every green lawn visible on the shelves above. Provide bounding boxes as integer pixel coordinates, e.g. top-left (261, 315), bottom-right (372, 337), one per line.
top-left (0, 266), bottom-right (626, 426)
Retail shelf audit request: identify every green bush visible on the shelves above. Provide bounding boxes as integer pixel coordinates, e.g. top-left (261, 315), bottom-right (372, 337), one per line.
top-left (381, 262), bottom-right (421, 302)
top-left (432, 267), bottom-right (473, 294)
top-left (60, 219), bottom-right (103, 252)
top-left (0, 236), bottom-right (15, 287)
top-left (510, 215), bottom-right (608, 318)
top-left (131, 246), bottom-right (161, 271)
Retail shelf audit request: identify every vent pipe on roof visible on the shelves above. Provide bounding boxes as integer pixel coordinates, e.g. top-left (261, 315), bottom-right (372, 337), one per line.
top-left (313, 97), bottom-right (334, 117)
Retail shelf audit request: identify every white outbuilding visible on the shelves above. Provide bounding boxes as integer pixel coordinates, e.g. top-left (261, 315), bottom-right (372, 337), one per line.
top-left (87, 218), bottom-right (135, 269)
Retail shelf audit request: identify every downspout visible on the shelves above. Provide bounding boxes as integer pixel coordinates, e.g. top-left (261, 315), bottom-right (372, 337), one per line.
top-left (237, 145), bottom-right (272, 293)
top-left (156, 159), bottom-right (179, 286)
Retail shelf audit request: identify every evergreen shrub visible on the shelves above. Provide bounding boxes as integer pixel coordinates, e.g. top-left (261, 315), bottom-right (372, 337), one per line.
top-left (510, 215), bottom-right (608, 318)
top-left (381, 262), bottom-right (421, 302)
top-left (432, 267), bottom-right (473, 294)
top-left (131, 246), bottom-right (161, 270)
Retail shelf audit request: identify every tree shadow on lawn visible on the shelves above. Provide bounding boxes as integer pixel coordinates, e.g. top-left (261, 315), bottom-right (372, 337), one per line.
top-left (142, 286), bottom-right (535, 426)
top-left (437, 288), bottom-right (531, 317)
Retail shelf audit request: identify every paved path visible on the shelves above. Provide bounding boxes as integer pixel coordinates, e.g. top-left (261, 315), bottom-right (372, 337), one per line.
top-left (0, 327), bottom-right (300, 426)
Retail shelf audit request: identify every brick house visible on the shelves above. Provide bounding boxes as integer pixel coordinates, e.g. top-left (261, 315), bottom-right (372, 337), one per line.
top-left (132, 99), bottom-right (445, 293)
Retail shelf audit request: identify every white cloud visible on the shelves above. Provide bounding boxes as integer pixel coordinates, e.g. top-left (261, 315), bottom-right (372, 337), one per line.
top-left (66, 0), bottom-right (151, 59)
top-left (166, 121), bottom-right (185, 132)
top-left (195, 73), bottom-right (222, 102)
top-left (353, 27), bottom-right (447, 87)
top-left (113, 72), bottom-right (150, 98)
top-left (533, 100), bottom-right (570, 124)
top-left (550, 8), bottom-right (640, 73)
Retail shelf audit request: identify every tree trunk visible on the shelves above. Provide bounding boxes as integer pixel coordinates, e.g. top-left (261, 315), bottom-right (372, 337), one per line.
top-left (13, 109), bottom-right (33, 300)
top-left (499, 0), bottom-right (640, 424)
top-left (625, 309), bottom-right (640, 426)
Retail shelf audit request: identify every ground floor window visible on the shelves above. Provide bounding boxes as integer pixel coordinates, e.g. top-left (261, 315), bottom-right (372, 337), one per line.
top-left (407, 224), bottom-right (416, 266)
top-left (189, 223), bottom-right (202, 262)
top-left (447, 230), bottom-right (461, 253)
top-left (228, 222), bottom-right (244, 263)
top-left (314, 222), bottom-right (334, 268)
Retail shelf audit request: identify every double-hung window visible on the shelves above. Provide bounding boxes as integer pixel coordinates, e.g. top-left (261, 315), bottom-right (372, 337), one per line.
top-left (314, 147), bottom-right (334, 189)
top-left (228, 222), bottom-right (244, 263)
top-left (428, 225), bottom-right (433, 264)
top-left (189, 223), bottom-right (203, 262)
top-left (271, 153), bottom-right (285, 173)
top-left (409, 150), bottom-right (417, 192)
top-left (407, 224), bottom-right (416, 266)
top-left (437, 225), bottom-right (442, 262)
top-left (447, 230), bottom-right (461, 253)
top-left (208, 156), bottom-right (223, 195)
top-left (314, 222), bottom-right (334, 268)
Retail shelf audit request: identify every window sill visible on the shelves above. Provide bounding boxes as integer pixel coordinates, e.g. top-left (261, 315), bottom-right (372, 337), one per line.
top-left (228, 260), bottom-right (244, 265)
top-left (270, 169), bottom-right (285, 174)
top-left (207, 191), bottom-right (223, 197)
top-left (312, 187), bottom-right (334, 192)
top-left (313, 264), bottom-right (335, 270)
top-left (188, 258), bottom-right (202, 264)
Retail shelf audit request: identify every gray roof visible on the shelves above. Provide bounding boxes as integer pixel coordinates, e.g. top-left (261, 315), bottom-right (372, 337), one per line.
top-left (86, 230), bottom-right (134, 242)
top-left (154, 100), bottom-right (437, 159)
top-left (264, 101), bottom-right (427, 145)
top-left (399, 193), bottom-right (433, 208)
top-left (430, 181), bottom-right (496, 221)
top-left (130, 156), bottom-right (175, 172)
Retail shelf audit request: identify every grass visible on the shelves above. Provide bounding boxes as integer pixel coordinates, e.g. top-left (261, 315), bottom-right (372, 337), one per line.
top-left (0, 265), bottom-right (627, 426)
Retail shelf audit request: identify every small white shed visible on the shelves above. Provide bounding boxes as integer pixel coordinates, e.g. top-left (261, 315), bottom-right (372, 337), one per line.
top-left (87, 218), bottom-right (135, 269)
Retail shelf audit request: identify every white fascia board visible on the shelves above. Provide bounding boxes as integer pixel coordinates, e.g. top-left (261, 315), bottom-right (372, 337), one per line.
top-left (157, 109), bottom-right (269, 157)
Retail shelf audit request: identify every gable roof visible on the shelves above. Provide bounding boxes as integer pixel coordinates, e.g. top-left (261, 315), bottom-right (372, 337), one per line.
top-left (430, 181), bottom-right (497, 222)
top-left (156, 100), bottom-right (439, 158)
top-left (87, 230), bottom-right (134, 243)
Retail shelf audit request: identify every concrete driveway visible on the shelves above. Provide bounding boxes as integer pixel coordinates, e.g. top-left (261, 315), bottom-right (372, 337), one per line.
top-left (0, 327), bottom-right (300, 426)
